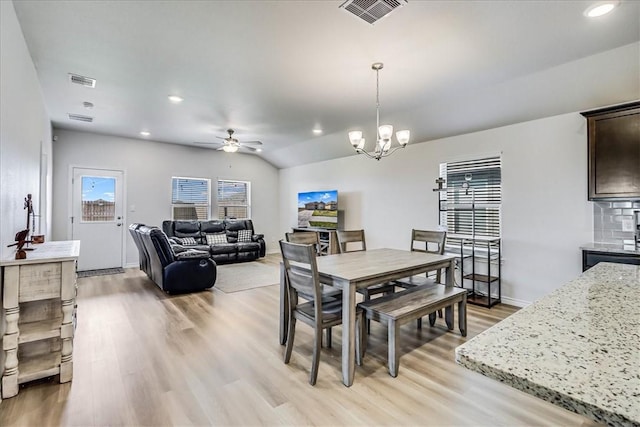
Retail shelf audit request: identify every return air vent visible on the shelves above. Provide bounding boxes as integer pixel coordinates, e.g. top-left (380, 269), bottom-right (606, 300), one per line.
top-left (68, 73), bottom-right (96, 88)
top-left (67, 113), bottom-right (94, 123)
top-left (339, 0), bottom-right (407, 24)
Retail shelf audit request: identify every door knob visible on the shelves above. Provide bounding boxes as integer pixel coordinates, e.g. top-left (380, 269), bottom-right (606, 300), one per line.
top-left (117, 223), bottom-right (122, 226)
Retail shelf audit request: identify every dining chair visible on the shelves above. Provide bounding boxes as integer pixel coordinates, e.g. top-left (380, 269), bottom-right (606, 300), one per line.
top-left (285, 231), bottom-right (341, 346)
top-left (394, 229), bottom-right (447, 327)
top-left (285, 231), bottom-right (322, 255)
top-left (336, 229), bottom-right (396, 333)
top-left (280, 240), bottom-right (364, 385)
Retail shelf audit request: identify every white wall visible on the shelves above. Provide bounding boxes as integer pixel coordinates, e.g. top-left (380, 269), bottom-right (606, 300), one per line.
top-left (0, 0), bottom-right (52, 260)
top-left (279, 112), bottom-right (593, 305)
top-left (0, 0), bottom-right (52, 396)
top-left (51, 129), bottom-right (280, 267)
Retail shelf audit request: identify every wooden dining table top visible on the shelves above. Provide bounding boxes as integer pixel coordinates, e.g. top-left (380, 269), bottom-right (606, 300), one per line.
top-left (314, 248), bottom-right (455, 286)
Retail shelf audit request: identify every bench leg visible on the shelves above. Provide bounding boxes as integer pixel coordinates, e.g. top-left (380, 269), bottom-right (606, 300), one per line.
top-left (428, 312), bottom-right (436, 327)
top-left (417, 317), bottom-right (422, 329)
top-left (325, 327), bottom-right (332, 348)
top-left (445, 305), bottom-right (454, 330)
top-left (388, 320), bottom-right (400, 377)
top-left (459, 296), bottom-right (467, 337)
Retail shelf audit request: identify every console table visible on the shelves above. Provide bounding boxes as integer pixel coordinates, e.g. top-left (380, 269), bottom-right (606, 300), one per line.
top-left (1, 240), bottom-right (80, 398)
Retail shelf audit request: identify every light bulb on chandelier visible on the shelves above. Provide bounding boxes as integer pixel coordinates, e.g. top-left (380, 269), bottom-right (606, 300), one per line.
top-left (348, 63), bottom-right (410, 160)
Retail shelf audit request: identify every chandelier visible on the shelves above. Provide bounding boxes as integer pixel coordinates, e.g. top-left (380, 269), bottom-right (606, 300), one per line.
top-left (348, 63), bottom-right (410, 160)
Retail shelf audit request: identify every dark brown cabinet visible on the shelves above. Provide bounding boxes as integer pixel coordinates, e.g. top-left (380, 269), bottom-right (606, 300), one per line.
top-left (582, 249), bottom-right (640, 271)
top-left (581, 101), bottom-right (640, 200)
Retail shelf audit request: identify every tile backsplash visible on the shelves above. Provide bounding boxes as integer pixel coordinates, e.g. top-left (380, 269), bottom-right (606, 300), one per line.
top-left (593, 201), bottom-right (640, 244)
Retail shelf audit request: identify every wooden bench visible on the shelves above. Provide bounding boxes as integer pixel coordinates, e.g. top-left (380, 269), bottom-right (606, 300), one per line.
top-left (358, 284), bottom-right (467, 377)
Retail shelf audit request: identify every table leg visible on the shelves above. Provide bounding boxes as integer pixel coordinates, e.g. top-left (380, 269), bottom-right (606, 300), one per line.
top-left (342, 281), bottom-right (356, 387)
top-left (388, 320), bottom-right (399, 377)
top-left (279, 262), bottom-right (288, 346)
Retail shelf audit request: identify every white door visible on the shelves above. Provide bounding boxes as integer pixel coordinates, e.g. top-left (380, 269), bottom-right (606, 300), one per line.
top-left (72, 168), bottom-right (125, 271)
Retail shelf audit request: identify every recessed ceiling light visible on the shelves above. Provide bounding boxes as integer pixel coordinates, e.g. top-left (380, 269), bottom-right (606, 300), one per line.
top-left (584, 1), bottom-right (619, 17)
top-left (312, 129), bottom-right (323, 135)
top-left (255, 148), bottom-right (262, 152)
top-left (168, 95), bottom-right (184, 103)
top-left (140, 131), bottom-right (150, 137)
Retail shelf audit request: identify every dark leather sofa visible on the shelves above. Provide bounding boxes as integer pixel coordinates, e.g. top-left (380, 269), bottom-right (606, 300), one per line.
top-left (129, 223), bottom-right (217, 293)
top-left (162, 219), bottom-right (266, 264)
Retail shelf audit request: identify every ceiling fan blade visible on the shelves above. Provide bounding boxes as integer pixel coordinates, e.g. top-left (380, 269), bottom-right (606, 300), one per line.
top-left (194, 141), bottom-right (222, 145)
top-left (240, 140), bottom-right (263, 145)
top-left (215, 136), bottom-right (228, 140)
top-left (242, 146), bottom-right (259, 152)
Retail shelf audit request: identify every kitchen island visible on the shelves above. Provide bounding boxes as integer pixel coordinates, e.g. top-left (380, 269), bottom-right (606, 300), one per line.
top-left (455, 262), bottom-right (639, 426)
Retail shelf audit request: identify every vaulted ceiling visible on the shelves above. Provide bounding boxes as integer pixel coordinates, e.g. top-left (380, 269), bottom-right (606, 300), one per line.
top-left (12, 0), bottom-right (640, 168)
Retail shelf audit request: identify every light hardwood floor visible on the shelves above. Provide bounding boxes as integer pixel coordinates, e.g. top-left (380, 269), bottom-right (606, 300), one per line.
top-left (0, 255), bottom-right (597, 426)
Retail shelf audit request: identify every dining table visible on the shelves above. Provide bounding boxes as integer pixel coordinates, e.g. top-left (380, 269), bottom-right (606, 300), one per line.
top-left (279, 247), bottom-right (456, 387)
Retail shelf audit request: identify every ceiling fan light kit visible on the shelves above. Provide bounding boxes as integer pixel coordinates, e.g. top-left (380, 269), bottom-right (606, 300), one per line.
top-left (348, 62), bottom-right (410, 161)
top-left (194, 128), bottom-right (263, 153)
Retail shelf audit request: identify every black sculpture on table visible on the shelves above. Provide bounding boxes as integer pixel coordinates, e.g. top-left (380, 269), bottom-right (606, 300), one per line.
top-left (7, 194), bottom-right (35, 259)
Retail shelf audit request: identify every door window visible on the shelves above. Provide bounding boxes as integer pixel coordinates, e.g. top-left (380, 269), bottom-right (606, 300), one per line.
top-left (81, 176), bottom-right (116, 222)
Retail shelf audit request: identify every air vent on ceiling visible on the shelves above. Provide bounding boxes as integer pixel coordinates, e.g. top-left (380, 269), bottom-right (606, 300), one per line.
top-left (339, 0), bottom-right (407, 24)
top-left (68, 73), bottom-right (96, 88)
top-left (67, 113), bottom-right (94, 123)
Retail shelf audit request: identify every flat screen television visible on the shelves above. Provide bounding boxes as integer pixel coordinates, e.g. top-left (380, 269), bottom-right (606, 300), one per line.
top-left (297, 190), bottom-right (338, 229)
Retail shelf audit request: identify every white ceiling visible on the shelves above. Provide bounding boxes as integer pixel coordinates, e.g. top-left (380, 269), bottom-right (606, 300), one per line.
top-left (12, 0), bottom-right (640, 168)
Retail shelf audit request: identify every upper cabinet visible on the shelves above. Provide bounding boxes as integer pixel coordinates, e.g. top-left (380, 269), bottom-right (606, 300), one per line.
top-left (581, 101), bottom-right (640, 200)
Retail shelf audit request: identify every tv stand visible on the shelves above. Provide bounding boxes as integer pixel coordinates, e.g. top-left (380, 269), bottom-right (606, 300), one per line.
top-left (292, 227), bottom-right (339, 255)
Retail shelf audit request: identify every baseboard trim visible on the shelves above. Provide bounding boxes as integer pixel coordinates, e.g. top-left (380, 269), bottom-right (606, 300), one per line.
top-left (124, 262), bottom-right (138, 269)
top-left (500, 296), bottom-right (530, 308)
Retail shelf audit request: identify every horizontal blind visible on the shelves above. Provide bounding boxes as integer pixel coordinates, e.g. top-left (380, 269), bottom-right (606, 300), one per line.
top-left (440, 156), bottom-right (501, 237)
top-left (217, 180), bottom-right (250, 219)
top-left (171, 177), bottom-right (210, 220)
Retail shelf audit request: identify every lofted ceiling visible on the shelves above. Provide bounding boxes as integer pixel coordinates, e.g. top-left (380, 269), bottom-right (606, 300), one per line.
top-left (12, 0), bottom-right (640, 168)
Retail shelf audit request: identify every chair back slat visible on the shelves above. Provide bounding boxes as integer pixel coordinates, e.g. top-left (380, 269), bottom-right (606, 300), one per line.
top-left (411, 229), bottom-right (446, 254)
top-left (336, 229), bottom-right (366, 253)
top-left (285, 231), bottom-right (321, 256)
top-left (280, 240), bottom-right (322, 303)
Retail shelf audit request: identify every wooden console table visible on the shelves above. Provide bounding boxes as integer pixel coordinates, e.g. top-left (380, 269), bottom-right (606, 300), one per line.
top-left (1, 240), bottom-right (80, 398)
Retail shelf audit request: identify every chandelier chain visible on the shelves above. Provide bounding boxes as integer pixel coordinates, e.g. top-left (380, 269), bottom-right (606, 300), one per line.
top-left (376, 67), bottom-right (380, 140)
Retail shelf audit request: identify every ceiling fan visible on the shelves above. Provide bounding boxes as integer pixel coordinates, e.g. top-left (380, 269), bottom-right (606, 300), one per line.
top-left (194, 129), bottom-right (263, 153)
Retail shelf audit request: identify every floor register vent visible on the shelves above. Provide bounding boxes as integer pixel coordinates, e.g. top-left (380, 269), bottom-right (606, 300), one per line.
top-left (339, 0), bottom-right (407, 24)
top-left (67, 113), bottom-right (94, 123)
top-left (68, 73), bottom-right (96, 88)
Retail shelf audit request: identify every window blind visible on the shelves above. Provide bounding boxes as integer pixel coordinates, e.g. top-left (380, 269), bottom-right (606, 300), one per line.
top-left (439, 156), bottom-right (501, 237)
top-left (171, 177), bottom-right (210, 220)
top-left (217, 180), bottom-right (250, 219)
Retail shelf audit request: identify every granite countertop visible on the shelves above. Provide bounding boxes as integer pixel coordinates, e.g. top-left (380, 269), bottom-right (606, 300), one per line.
top-left (581, 242), bottom-right (640, 256)
top-left (455, 262), bottom-right (640, 426)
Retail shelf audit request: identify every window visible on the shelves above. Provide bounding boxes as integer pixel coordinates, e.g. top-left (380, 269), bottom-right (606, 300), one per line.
top-left (439, 156), bottom-right (501, 238)
top-left (217, 179), bottom-right (250, 219)
top-left (171, 177), bottom-right (210, 220)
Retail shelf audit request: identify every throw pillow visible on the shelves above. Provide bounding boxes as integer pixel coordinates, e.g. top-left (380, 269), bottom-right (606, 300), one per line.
top-left (181, 237), bottom-right (198, 246)
top-left (238, 229), bottom-right (252, 242)
top-left (206, 233), bottom-right (228, 245)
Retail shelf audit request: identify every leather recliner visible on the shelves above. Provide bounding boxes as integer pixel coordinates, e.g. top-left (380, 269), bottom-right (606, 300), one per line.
top-left (128, 223), bottom-right (150, 275)
top-left (137, 225), bottom-right (217, 294)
